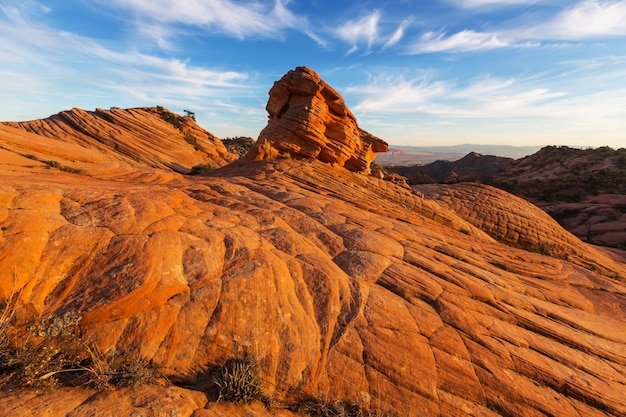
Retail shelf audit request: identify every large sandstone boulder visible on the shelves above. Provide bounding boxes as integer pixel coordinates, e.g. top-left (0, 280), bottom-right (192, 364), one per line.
top-left (247, 66), bottom-right (388, 174)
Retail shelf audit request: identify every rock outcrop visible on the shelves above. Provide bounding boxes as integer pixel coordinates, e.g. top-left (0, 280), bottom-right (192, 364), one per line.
top-left (1, 106), bottom-right (236, 177)
top-left (1, 152), bottom-right (626, 415)
top-left (1, 98), bottom-right (626, 414)
top-left (247, 66), bottom-right (388, 174)
top-left (489, 145), bottom-right (626, 247)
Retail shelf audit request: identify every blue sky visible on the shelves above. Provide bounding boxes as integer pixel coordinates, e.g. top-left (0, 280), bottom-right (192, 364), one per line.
top-left (1, 0), bottom-right (625, 148)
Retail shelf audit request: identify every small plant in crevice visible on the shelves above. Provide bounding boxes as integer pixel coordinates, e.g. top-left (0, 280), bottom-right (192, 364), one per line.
top-left (189, 164), bottom-right (215, 175)
top-left (212, 356), bottom-right (268, 405)
top-left (290, 396), bottom-right (400, 417)
top-left (45, 160), bottom-right (61, 169)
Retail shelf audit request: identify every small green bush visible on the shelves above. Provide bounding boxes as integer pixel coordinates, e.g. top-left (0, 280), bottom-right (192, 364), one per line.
top-left (189, 164), bottom-right (215, 175)
top-left (213, 357), bottom-right (267, 404)
top-left (156, 106), bottom-right (182, 129)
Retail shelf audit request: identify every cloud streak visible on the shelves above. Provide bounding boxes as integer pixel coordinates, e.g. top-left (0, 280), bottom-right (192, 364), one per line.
top-left (0, 3), bottom-right (259, 128)
top-left (527, 0), bottom-right (626, 39)
top-left (334, 11), bottom-right (414, 54)
top-left (96, 0), bottom-right (321, 43)
top-left (408, 29), bottom-right (509, 53)
top-left (347, 67), bottom-right (623, 123)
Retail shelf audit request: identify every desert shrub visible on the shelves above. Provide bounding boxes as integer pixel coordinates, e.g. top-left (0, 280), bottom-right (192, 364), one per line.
top-left (184, 134), bottom-right (203, 151)
top-left (0, 306), bottom-right (162, 390)
top-left (73, 345), bottom-right (162, 389)
top-left (189, 164), bottom-right (215, 175)
top-left (45, 160), bottom-right (61, 169)
top-left (59, 166), bottom-right (85, 175)
top-left (156, 106), bottom-right (181, 129)
top-left (291, 397), bottom-right (399, 417)
top-left (212, 357), bottom-right (267, 404)
top-left (184, 133), bottom-right (197, 147)
top-left (1, 310), bottom-right (84, 389)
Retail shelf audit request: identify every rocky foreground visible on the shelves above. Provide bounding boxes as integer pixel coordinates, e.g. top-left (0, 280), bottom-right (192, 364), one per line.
top-left (1, 67), bottom-right (625, 416)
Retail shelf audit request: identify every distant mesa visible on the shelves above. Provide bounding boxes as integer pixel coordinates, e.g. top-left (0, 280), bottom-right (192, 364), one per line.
top-left (246, 66), bottom-right (388, 174)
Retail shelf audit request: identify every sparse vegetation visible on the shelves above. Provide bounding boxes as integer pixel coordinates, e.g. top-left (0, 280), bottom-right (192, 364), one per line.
top-left (183, 109), bottom-right (196, 121)
top-left (43, 160), bottom-right (85, 175)
top-left (0, 293), bottom-right (162, 390)
top-left (189, 164), bottom-right (215, 175)
top-left (291, 397), bottom-right (399, 417)
top-left (45, 160), bottom-right (61, 169)
top-left (221, 136), bottom-right (255, 158)
top-left (212, 357), bottom-right (267, 405)
top-left (184, 133), bottom-right (203, 151)
top-left (156, 105), bottom-right (182, 129)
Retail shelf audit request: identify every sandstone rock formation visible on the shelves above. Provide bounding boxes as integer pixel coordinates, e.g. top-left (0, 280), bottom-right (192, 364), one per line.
top-left (1, 106), bottom-right (236, 177)
top-left (1, 86), bottom-right (626, 414)
top-left (1, 151), bottom-right (625, 416)
top-left (491, 145), bottom-right (626, 248)
top-left (246, 66), bottom-right (388, 174)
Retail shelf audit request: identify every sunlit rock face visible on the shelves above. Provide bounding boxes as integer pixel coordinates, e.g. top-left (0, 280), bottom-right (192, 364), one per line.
top-left (247, 66), bottom-right (388, 174)
top-left (1, 84), bottom-right (626, 416)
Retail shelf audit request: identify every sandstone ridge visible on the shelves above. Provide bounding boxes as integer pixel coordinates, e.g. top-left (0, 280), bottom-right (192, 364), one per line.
top-left (1, 71), bottom-right (626, 416)
top-left (0, 106), bottom-right (236, 179)
top-left (247, 66), bottom-right (388, 174)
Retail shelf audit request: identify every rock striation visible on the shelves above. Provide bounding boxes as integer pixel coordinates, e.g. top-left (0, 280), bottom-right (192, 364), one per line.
top-left (246, 66), bottom-right (388, 174)
top-left (1, 80), bottom-right (626, 415)
top-left (1, 106), bottom-right (236, 177)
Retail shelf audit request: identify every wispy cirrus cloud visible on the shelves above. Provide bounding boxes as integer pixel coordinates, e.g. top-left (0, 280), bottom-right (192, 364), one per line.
top-left (345, 66), bottom-right (626, 146)
top-left (96, 0), bottom-right (322, 44)
top-left (525, 0), bottom-right (626, 39)
top-left (408, 1), bottom-right (626, 55)
top-left (446, 0), bottom-right (542, 8)
top-left (334, 11), bottom-right (414, 54)
top-left (0, 3), bottom-right (260, 127)
top-left (335, 11), bottom-right (381, 54)
top-left (408, 29), bottom-right (510, 53)
top-left (346, 67), bottom-right (622, 121)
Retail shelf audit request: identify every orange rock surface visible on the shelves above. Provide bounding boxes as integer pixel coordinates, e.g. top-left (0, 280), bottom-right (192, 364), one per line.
top-left (247, 66), bottom-right (388, 174)
top-left (1, 79), bottom-right (626, 416)
top-left (1, 106), bottom-right (236, 178)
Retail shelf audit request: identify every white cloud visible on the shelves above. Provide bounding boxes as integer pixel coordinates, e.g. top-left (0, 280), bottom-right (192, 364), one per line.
top-left (447, 0), bottom-right (541, 8)
top-left (97, 0), bottom-right (320, 43)
top-left (347, 67), bottom-right (626, 147)
top-left (335, 11), bottom-right (381, 54)
top-left (351, 76), bottom-right (448, 113)
top-left (334, 11), bottom-right (414, 54)
top-left (0, 4), bottom-right (258, 126)
top-left (409, 29), bottom-right (509, 53)
top-left (345, 68), bottom-right (619, 121)
top-left (383, 17), bottom-right (414, 50)
top-left (531, 0), bottom-right (626, 39)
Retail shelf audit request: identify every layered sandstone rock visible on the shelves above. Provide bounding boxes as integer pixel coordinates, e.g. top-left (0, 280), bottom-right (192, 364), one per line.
top-left (247, 66), bottom-right (388, 174)
top-left (1, 106), bottom-right (236, 177)
top-left (1, 154), bottom-right (625, 416)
